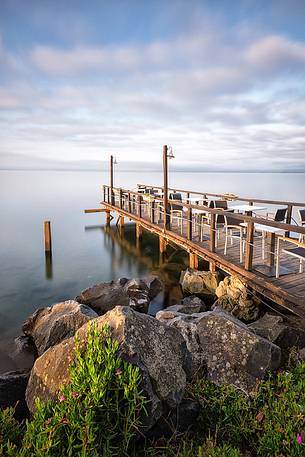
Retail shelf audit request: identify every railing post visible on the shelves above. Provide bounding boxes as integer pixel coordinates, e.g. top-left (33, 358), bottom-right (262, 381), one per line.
top-left (187, 207), bottom-right (192, 240)
top-left (128, 192), bottom-right (131, 213)
top-left (119, 188), bottom-right (123, 209)
top-left (151, 199), bottom-right (155, 224)
top-left (286, 204), bottom-right (293, 237)
top-left (245, 221), bottom-right (254, 271)
top-left (138, 195), bottom-right (142, 218)
top-left (210, 213), bottom-right (216, 252)
top-left (103, 185), bottom-right (106, 202)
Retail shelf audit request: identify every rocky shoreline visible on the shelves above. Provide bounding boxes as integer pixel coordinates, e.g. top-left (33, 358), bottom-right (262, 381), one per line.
top-left (2, 268), bottom-right (305, 433)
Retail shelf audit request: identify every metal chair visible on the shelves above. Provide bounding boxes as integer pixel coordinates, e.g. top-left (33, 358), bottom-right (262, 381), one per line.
top-left (298, 209), bottom-right (305, 242)
top-left (276, 236), bottom-right (305, 278)
top-left (169, 193), bottom-right (183, 232)
top-left (256, 208), bottom-right (287, 259)
top-left (224, 214), bottom-right (246, 263)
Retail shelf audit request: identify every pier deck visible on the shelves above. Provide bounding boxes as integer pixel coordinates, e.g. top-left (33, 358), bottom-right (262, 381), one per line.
top-left (101, 184), bottom-right (305, 317)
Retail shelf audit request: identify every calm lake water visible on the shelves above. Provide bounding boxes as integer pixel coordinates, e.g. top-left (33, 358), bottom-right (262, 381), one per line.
top-left (0, 170), bottom-right (304, 373)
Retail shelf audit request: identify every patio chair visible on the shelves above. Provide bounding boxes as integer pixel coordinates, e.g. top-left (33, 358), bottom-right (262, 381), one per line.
top-left (224, 214), bottom-right (246, 263)
top-left (276, 236), bottom-right (305, 278)
top-left (169, 193), bottom-right (184, 232)
top-left (298, 209), bottom-right (305, 242)
top-left (255, 208), bottom-right (287, 260)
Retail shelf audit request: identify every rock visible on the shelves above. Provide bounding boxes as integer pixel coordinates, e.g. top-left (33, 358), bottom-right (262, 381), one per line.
top-left (298, 348), bottom-right (305, 361)
top-left (147, 400), bottom-right (200, 439)
top-left (180, 268), bottom-right (220, 301)
top-left (0, 370), bottom-right (30, 420)
top-left (214, 276), bottom-right (260, 322)
top-left (196, 310), bottom-right (281, 393)
top-left (180, 295), bottom-right (207, 313)
top-left (76, 276), bottom-right (163, 315)
top-left (76, 281), bottom-right (129, 313)
top-left (26, 306), bottom-right (191, 430)
top-left (14, 335), bottom-right (36, 355)
top-left (145, 276), bottom-right (163, 299)
top-left (248, 313), bottom-right (305, 354)
top-left (156, 312), bottom-right (207, 374)
top-left (157, 308), bottom-right (281, 394)
top-left (22, 300), bottom-right (98, 356)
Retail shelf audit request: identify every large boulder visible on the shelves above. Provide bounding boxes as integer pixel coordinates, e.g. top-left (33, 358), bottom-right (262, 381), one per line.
top-left (26, 306), bottom-right (191, 430)
top-left (248, 313), bottom-right (305, 356)
top-left (180, 269), bottom-right (220, 301)
top-left (157, 309), bottom-right (281, 394)
top-left (0, 370), bottom-right (30, 420)
top-left (76, 276), bottom-right (163, 315)
top-left (22, 300), bottom-right (98, 356)
top-left (214, 276), bottom-right (261, 322)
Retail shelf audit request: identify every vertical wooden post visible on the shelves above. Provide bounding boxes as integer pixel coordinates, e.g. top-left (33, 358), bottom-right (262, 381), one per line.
top-left (119, 188), bottom-right (123, 209)
top-left (245, 221), bottom-right (254, 271)
top-left (210, 213), bottom-right (216, 252)
top-left (128, 192), bottom-right (131, 213)
top-left (187, 207), bottom-right (192, 240)
top-left (119, 215), bottom-right (125, 227)
top-left (103, 185), bottom-right (106, 202)
top-left (138, 195), bottom-right (142, 218)
top-left (286, 204), bottom-right (293, 237)
top-left (44, 221), bottom-right (52, 252)
top-left (151, 199), bottom-right (155, 224)
top-left (106, 210), bottom-right (111, 225)
top-left (110, 155), bottom-right (114, 205)
top-left (159, 235), bottom-right (166, 253)
top-left (189, 252), bottom-right (198, 269)
top-left (163, 145), bottom-right (170, 230)
top-left (136, 223), bottom-right (143, 240)
top-left (209, 261), bottom-right (216, 272)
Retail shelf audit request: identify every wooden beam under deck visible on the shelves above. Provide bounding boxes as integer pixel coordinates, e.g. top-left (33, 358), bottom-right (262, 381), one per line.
top-left (102, 201), bottom-right (305, 318)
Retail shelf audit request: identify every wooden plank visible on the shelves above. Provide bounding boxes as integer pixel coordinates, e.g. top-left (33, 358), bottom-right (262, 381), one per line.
top-left (84, 208), bottom-right (107, 213)
top-left (44, 221), bottom-right (52, 252)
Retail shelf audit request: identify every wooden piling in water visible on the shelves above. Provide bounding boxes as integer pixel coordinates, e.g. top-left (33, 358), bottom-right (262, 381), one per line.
top-left (44, 221), bottom-right (52, 252)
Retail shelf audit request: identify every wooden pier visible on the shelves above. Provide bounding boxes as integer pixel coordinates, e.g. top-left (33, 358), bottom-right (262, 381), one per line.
top-left (99, 182), bottom-right (305, 318)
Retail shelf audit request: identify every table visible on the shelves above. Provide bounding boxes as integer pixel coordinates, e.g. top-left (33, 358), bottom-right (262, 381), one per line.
top-left (228, 204), bottom-right (267, 213)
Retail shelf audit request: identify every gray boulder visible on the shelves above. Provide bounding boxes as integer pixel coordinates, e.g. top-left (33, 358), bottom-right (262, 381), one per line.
top-left (76, 276), bottom-right (163, 315)
top-left (0, 370), bottom-right (30, 420)
top-left (214, 276), bottom-right (260, 322)
top-left (157, 309), bottom-right (281, 394)
top-left (22, 300), bottom-right (98, 356)
top-left (180, 269), bottom-right (220, 301)
top-left (248, 313), bottom-right (305, 354)
top-left (26, 306), bottom-right (191, 430)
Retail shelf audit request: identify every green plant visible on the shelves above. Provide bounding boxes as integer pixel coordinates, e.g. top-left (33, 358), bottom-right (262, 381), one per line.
top-left (254, 364), bottom-right (305, 456)
top-left (1, 323), bottom-right (146, 457)
top-left (0, 406), bottom-right (24, 456)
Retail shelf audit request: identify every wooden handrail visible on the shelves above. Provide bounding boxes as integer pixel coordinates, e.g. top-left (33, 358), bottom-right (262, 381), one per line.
top-left (137, 183), bottom-right (305, 207)
top-left (102, 184), bottom-right (305, 236)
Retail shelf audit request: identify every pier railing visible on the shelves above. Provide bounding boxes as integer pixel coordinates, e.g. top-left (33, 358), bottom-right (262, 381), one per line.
top-left (102, 184), bottom-right (305, 274)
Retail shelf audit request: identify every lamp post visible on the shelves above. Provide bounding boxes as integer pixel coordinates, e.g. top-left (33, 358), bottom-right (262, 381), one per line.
top-left (110, 155), bottom-right (118, 205)
top-left (163, 145), bottom-right (174, 231)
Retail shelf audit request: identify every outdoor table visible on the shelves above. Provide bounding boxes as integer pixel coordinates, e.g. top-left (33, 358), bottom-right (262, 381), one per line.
top-left (228, 204), bottom-right (267, 214)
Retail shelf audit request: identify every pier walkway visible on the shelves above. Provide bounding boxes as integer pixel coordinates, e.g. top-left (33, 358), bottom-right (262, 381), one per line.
top-left (100, 183), bottom-right (305, 317)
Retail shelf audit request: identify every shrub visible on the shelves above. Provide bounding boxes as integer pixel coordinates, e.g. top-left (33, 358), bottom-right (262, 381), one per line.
top-left (1, 324), bottom-right (146, 456)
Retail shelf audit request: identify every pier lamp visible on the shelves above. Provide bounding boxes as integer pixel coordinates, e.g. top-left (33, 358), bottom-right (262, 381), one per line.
top-left (163, 145), bottom-right (175, 230)
top-left (110, 155), bottom-right (118, 205)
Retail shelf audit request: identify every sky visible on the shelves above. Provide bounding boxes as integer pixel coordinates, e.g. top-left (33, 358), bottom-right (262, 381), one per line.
top-left (1, 0), bottom-right (305, 172)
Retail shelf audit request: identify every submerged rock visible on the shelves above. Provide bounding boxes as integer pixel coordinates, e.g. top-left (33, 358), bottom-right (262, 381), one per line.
top-left (180, 269), bottom-right (220, 301)
top-left (26, 306), bottom-right (191, 430)
top-left (22, 300), bottom-right (98, 356)
top-left (214, 276), bottom-right (260, 322)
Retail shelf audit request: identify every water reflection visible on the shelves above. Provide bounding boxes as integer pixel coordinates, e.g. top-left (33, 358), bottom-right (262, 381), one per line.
top-left (45, 252), bottom-right (53, 280)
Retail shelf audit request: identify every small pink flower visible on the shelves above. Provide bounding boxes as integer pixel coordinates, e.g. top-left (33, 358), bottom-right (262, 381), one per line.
top-left (297, 433), bottom-right (302, 445)
top-left (59, 394), bottom-right (66, 402)
top-left (72, 391), bottom-right (79, 398)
